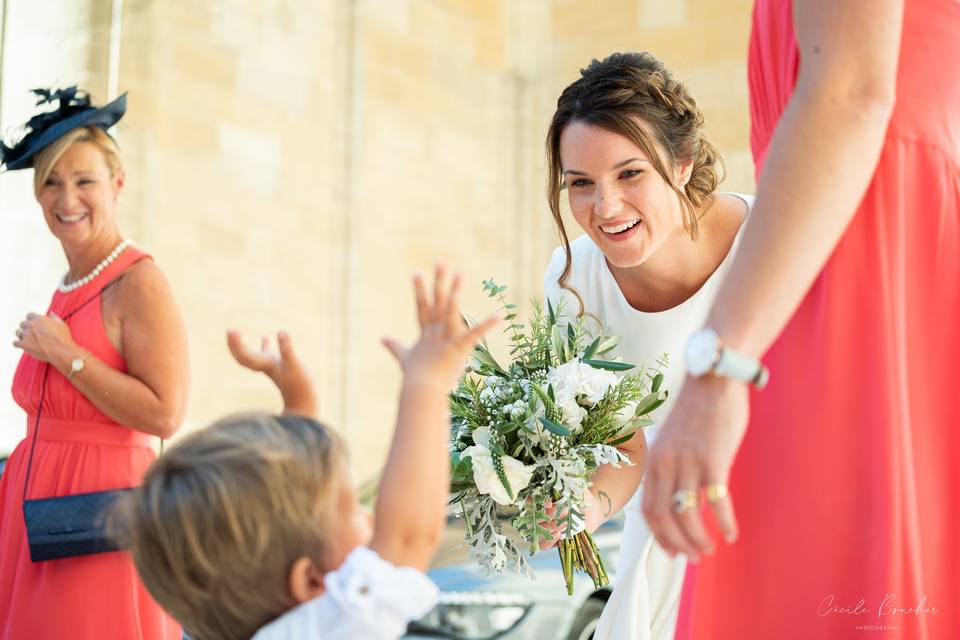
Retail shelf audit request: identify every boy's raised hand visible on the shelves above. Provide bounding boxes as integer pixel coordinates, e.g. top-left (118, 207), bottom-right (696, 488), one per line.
top-left (373, 265), bottom-right (500, 570)
top-left (226, 330), bottom-right (317, 417)
top-left (382, 264), bottom-right (500, 390)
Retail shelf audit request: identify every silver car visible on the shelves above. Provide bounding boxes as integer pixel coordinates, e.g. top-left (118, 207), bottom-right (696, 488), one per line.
top-left (404, 515), bottom-right (624, 640)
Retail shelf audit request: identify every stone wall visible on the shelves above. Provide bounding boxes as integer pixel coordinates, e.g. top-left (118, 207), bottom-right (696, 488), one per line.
top-left (0, 0), bottom-right (753, 479)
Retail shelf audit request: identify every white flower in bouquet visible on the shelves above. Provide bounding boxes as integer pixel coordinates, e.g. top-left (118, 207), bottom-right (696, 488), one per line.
top-left (547, 359), bottom-right (619, 405)
top-left (546, 359), bottom-right (619, 432)
top-left (556, 398), bottom-right (587, 433)
top-left (462, 427), bottom-right (535, 506)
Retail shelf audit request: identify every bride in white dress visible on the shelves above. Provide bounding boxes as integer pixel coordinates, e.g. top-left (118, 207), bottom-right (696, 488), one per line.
top-left (540, 52), bottom-right (752, 639)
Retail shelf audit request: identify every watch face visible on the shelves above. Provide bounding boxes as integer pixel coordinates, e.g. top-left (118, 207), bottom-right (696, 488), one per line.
top-left (685, 328), bottom-right (719, 376)
top-left (71, 358), bottom-right (84, 372)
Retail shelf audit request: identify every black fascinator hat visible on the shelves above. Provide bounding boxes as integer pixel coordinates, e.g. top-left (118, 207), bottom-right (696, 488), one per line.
top-left (0, 86), bottom-right (126, 171)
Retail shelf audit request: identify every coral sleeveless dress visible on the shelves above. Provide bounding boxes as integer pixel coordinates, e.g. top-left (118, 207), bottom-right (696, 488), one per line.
top-left (676, 1), bottom-right (960, 638)
top-left (0, 247), bottom-right (180, 639)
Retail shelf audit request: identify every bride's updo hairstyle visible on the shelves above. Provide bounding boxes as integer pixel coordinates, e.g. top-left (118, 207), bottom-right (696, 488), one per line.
top-left (545, 51), bottom-right (724, 310)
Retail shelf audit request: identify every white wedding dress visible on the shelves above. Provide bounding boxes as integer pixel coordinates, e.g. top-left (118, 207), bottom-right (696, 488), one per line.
top-left (542, 193), bottom-right (754, 640)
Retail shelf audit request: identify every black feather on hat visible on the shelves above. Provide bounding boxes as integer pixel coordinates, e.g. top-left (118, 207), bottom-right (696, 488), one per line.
top-left (0, 86), bottom-right (126, 171)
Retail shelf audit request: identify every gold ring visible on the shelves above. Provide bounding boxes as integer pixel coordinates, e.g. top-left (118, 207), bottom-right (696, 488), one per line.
top-left (671, 489), bottom-right (699, 514)
top-left (705, 483), bottom-right (729, 503)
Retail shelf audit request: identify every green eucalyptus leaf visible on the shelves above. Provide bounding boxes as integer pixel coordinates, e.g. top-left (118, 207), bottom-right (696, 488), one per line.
top-left (472, 345), bottom-right (507, 375)
top-left (635, 390), bottom-right (669, 416)
top-left (539, 416), bottom-right (570, 437)
top-left (582, 358), bottom-right (636, 372)
top-left (582, 335), bottom-right (602, 361)
top-left (651, 372), bottom-right (665, 393)
top-left (632, 415), bottom-right (655, 428)
top-left (450, 452), bottom-right (474, 483)
top-left (607, 430), bottom-right (637, 447)
top-left (551, 324), bottom-right (568, 362)
top-left (499, 422), bottom-right (520, 436)
top-left (596, 335), bottom-right (620, 355)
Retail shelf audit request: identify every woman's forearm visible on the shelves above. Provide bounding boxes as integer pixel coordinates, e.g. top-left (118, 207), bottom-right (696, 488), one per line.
top-left (49, 343), bottom-right (181, 438)
top-left (708, 0), bottom-right (900, 358)
top-left (709, 87), bottom-right (894, 358)
top-left (586, 431), bottom-right (647, 531)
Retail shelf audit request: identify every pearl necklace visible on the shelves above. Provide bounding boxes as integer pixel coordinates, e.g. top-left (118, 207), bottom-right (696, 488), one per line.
top-left (58, 238), bottom-right (134, 293)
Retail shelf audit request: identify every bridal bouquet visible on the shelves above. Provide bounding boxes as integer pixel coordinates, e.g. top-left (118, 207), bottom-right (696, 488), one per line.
top-left (449, 280), bottom-right (667, 595)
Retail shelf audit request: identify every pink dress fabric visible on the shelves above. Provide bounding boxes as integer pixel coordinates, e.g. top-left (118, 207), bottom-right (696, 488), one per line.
top-left (676, 1), bottom-right (960, 638)
top-left (0, 247), bottom-right (180, 639)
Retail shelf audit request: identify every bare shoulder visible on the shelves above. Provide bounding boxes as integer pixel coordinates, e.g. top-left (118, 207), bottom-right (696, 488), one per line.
top-left (704, 193), bottom-right (749, 249)
top-left (98, 258), bottom-right (183, 355)
top-left (113, 259), bottom-right (179, 317)
top-left (119, 259), bottom-right (170, 293)
top-left (714, 193), bottom-right (750, 226)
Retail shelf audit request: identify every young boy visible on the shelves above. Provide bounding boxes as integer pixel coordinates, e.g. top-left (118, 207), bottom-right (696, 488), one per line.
top-left (116, 266), bottom-right (498, 639)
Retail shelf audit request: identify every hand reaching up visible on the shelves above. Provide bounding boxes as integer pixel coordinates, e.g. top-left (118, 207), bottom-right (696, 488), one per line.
top-left (382, 264), bottom-right (500, 391)
top-left (226, 330), bottom-right (317, 417)
top-left (372, 264), bottom-right (500, 570)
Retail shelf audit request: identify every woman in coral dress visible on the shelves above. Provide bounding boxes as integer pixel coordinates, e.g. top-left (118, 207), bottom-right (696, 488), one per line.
top-left (640, 0), bottom-right (959, 638)
top-left (0, 88), bottom-right (188, 638)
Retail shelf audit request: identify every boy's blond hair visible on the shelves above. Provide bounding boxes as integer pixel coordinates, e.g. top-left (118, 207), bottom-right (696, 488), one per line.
top-left (116, 413), bottom-right (343, 640)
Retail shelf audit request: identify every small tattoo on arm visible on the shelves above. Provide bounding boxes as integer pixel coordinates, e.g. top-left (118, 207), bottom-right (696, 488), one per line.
top-left (599, 490), bottom-right (612, 518)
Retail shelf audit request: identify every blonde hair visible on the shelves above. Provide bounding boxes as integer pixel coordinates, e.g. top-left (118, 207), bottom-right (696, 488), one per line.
top-left (545, 51), bottom-right (725, 314)
top-left (114, 413), bottom-right (344, 640)
top-left (33, 126), bottom-right (122, 197)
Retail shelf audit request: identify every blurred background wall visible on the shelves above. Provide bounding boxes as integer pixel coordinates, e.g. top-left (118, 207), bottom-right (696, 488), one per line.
top-left (0, 0), bottom-right (753, 480)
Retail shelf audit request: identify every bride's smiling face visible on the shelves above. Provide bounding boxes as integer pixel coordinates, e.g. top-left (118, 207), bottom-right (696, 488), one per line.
top-left (560, 120), bottom-right (691, 269)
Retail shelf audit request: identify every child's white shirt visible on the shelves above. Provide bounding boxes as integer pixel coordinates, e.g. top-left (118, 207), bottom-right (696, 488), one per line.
top-left (252, 546), bottom-right (439, 640)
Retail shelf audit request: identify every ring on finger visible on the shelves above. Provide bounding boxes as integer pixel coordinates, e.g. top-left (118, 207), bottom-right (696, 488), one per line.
top-left (704, 483), bottom-right (729, 503)
top-left (671, 489), bottom-right (699, 514)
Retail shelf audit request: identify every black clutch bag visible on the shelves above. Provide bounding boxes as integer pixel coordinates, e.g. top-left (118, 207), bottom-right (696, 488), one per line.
top-left (23, 488), bottom-right (132, 562)
top-left (20, 278), bottom-right (141, 563)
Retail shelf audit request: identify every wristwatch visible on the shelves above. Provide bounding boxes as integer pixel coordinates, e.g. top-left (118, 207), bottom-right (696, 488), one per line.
top-left (67, 353), bottom-right (91, 380)
top-left (684, 327), bottom-right (769, 389)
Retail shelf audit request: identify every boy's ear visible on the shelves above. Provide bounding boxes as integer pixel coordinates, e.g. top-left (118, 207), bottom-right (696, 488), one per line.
top-left (288, 556), bottom-right (326, 604)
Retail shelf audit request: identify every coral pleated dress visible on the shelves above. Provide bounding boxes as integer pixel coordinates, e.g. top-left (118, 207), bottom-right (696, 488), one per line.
top-left (676, 1), bottom-right (960, 638)
top-left (0, 247), bottom-right (180, 639)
